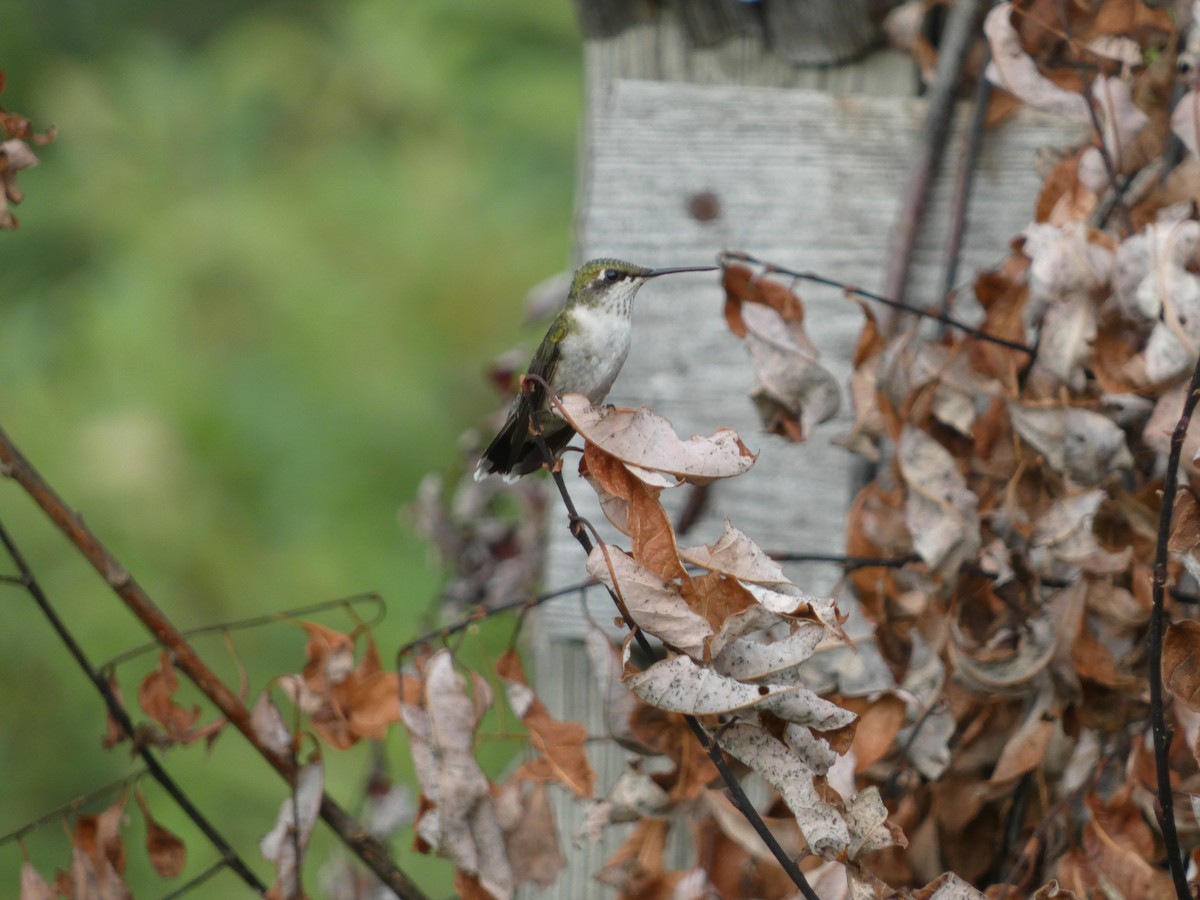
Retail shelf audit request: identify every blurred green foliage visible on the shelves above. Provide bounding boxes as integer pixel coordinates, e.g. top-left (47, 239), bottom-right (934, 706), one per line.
top-left (1, 0), bottom-right (580, 895)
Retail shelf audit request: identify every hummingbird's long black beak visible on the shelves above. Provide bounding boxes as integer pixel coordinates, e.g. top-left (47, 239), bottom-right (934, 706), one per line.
top-left (644, 265), bottom-right (719, 278)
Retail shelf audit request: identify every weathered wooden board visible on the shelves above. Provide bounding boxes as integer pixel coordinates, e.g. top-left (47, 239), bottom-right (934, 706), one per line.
top-left (526, 47), bottom-right (1087, 898)
top-left (539, 77), bottom-right (1085, 642)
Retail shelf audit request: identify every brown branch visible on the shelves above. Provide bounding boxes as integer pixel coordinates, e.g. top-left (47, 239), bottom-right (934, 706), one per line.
top-left (939, 51), bottom-right (993, 320)
top-left (522, 380), bottom-right (821, 900)
top-left (0, 515), bottom-right (267, 893)
top-left (1147, 361), bottom-right (1200, 900)
top-left (0, 427), bottom-right (428, 900)
top-left (881, 0), bottom-right (989, 319)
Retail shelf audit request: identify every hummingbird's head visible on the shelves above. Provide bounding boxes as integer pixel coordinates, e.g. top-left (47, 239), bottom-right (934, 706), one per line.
top-left (569, 258), bottom-right (716, 314)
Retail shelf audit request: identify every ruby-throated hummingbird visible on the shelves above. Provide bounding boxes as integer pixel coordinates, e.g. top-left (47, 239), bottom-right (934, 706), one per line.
top-left (475, 258), bottom-right (716, 482)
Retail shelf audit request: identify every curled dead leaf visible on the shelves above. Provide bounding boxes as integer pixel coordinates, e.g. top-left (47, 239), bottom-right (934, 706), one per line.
top-left (558, 394), bottom-right (756, 484)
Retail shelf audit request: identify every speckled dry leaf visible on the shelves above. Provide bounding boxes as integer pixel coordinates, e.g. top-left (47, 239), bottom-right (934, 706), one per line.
top-left (1022, 222), bottom-right (1112, 311)
top-left (402, 651), bottom-right (512, 900)
top-left (586, 545), bottom-right (712, 658)
top-left (912, 871), bottom-right (988, 898)
top-left (844, 786), bottom-right (906, 859)
top-left (626, 653), bottom-right (856, 732)
top-left (1008, 402), bottom-right (1133, 484)
top-left (134, 791), bottom-right (186, 879)
top-left (711, 604), bottom-right (826, 682)
top-left (742, 581), bottom-right (848, 641)
top-left (497, 649), bottom-right (595, 798)
top-left (680, 520), bottom-right (789, 584)
top-left (1163, 620), bottom-right (1200, 712)
top-left (716, 722), bottom-right (849, 858)
top-left (984, 4), bottom-right (1091, 122)
top-left (558, 393), bottom-right (756, 484)
top-left (897, 426), bottom-right (981, 575)
top-left (260, 762), bottom-right (322, 900)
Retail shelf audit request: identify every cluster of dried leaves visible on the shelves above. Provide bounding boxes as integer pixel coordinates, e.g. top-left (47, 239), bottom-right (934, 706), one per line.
top-left (18, 790), bottom-right (186, 900)
top-left (0, 71), bottom-right (52, 230)
top-left (19, 620), bottom-right (412, 899)
top-left (26, 2), bottom-right (1200, 897)
top-left (405, 2), bottom-right (1200, 897)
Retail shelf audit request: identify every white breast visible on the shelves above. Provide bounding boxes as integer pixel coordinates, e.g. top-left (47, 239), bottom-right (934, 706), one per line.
top-left (556, 305), bottom-right (633, 403)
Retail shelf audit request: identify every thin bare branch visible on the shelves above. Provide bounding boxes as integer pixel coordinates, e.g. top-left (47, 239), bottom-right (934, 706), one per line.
top-left (0, 773), bottom-right (141, 847)
top-left (881, 0), bottom-right (989, 318)
top-left (103, 592), bottom-right (386, 671)
top-left (723, 251), bottom-right (1035, 356)
top-left (1147, 359), bottom-right (1200, 900)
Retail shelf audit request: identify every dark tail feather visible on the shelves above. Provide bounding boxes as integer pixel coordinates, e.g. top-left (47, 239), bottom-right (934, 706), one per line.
top-left (475, 405), bottom-right (575, 481)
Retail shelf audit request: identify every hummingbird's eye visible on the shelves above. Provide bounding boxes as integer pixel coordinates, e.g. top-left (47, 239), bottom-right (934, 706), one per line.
top-left (603, 268), bottom-right (620, 283)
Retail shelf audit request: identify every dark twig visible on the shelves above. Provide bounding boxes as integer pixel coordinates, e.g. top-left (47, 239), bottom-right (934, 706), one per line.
top-left (522, 380), bottom-right (821, 900)
top-left (881, 0), bottom-right (989, 318)
top-left (0, 515), bottom-right (268, 893)
top-left (159, 859), bottom-right (230, 900)
top-left (0, 773), bottom-right (142, 846)
top-left (939, 48), bottom-right (993, 321)
top-left (1147, 361), bottom-right (1200, 900)
top-left (769, 551), bottom-right (921, 572)
top-left (0, 427), bottom-right (427, 900)
top-left (723, 251), bottom-right (1035, 356)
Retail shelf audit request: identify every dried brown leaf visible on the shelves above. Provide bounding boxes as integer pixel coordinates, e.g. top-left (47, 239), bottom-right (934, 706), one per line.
top-left (984, 4), bottom-right (1091, 122)
top-left (716, 722), bottom-right (849, 858)
top-left (135, 791), bottom-right (186, 879)
top-left (586, 545), bottom-right (712, 657)
top-left (898, 426), bottom-right (981, 576)
top-left (626, 653), bottom-right (856, 733)
top-left (559, 394), bottom-right (756, 484)
top-left (497, 649), bottom-right (596, 798)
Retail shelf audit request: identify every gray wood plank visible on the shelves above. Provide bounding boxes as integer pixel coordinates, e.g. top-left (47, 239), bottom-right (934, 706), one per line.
top-left (524, 37), bottom-right (1087, 898)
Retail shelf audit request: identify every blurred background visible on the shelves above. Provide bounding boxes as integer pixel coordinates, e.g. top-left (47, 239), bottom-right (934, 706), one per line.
top-left (1, 0), bottom-right (580, 894)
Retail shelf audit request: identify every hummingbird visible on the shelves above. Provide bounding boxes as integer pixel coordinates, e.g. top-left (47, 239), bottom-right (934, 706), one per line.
top-left (475, 258), bottom-right (716, 482)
